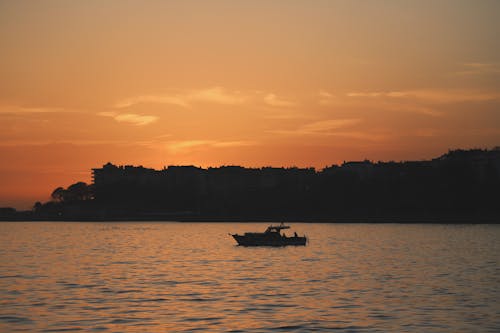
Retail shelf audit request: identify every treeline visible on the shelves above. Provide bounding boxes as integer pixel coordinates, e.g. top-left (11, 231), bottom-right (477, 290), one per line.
top-left (3, 148), bottom-right (500, 221)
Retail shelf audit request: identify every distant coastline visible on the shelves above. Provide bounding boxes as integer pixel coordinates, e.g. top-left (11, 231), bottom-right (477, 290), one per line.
top-left (1, 148), bottom-right (499, 223)
top-left (1, 216), bottom-right (498, 223)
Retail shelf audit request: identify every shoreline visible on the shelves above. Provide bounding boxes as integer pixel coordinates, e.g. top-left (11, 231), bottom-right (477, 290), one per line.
top-left (1, 216), bottom-right (499, 223)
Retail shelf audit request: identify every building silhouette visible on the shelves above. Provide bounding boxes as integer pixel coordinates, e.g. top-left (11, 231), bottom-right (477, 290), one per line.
top-left (3, 148), bottom-right (496, 221)
top-left (83, 148), bottom-right (500, 220)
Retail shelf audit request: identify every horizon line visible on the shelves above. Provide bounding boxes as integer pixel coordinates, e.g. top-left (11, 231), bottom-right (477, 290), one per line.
top-left (95, 146), bottom-right (500, 171)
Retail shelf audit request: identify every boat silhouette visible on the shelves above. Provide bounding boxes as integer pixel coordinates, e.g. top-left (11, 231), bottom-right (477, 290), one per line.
top-left (231, 223), bottom-right (307, 246)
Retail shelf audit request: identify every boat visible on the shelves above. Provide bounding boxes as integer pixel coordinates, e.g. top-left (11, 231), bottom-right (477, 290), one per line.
top-left (230, 223), bottom-right (307, 246)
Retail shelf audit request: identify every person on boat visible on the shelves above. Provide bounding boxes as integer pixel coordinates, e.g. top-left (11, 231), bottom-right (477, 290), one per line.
top-left (294, 232), bottom-right (298, 237)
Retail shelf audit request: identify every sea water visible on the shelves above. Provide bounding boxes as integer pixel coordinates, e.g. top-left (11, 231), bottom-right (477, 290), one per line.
top-left (0, 222), bottom-right (499, 332)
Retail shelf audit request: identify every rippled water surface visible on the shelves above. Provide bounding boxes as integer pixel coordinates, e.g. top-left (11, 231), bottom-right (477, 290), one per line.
top-left (0, 222), bottom-right (499, 332)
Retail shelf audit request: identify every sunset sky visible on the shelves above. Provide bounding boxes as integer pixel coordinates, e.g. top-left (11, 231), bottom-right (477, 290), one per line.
top-left (1, 1), bottom-right (499, 209)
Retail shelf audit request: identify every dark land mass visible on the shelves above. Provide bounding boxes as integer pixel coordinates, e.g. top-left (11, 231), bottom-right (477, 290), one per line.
top-left (2, 148), bottom-right (500, 222)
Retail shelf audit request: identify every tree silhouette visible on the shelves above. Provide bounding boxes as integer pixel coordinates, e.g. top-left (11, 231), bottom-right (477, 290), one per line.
top-left (33, 201), bottom-right (42, 212)
top-left (50, 182), bottom-right (92, 203)
top-left (51, 187), bottom-right (66, 202)
top-left (66, 182), bottom-right (92, 201)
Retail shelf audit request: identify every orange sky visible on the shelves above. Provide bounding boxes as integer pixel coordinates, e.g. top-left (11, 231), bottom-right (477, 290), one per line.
top-left (1, 1), bottom-right (499, 209)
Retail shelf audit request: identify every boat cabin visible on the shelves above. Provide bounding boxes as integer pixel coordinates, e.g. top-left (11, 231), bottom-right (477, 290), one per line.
top-left (265, 224), bottom-right (291, 233)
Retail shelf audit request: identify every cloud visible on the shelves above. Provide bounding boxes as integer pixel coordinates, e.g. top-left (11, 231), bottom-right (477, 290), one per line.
top-left (0, 105), bottom-right (67, 115)
top-left (328, 131), bottom-right (389, 142)
top-left (454, 62), bottom-right (500, 76)
top-left (378, 103), bottom-right (443, 117)
top-left (98, 111), bottom-right (158, 126)
top-left (166, 140), bottom-right (256, 154)
top-left (264, 93), bottom-right (296, 107)
top-left (347, 92), bottom-right (384, 98)
top-left (263, 111), bottom-right (310, 120)
top-left (318, 90), bottom-right (336, 106)
top-left (114, 95), bottom-right (189, 108)
top-left (114, 87), bottom-right (246, 109)
top-left (346, 89), bottom-right (500, 104)
top-left (114, 87), bottom-right (299, 111)
top-left (166, 140), bottom-right (213, 153)
top-left (211, 141), bottom-right (256, 148)
top-left (189, 87), bottom-right (247, 105)
top-left (0, 139), bottom-right (133, 147)
top-left (269, 118), bottom-right (362, 136)
top-left (300, 119), bottom-right (362, 134)
top-left (399, 90), bottom-right (500, 103)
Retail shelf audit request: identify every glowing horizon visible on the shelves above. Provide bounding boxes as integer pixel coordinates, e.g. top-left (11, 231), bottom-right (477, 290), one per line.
top-left (1, 1), bottom-right (499, 209)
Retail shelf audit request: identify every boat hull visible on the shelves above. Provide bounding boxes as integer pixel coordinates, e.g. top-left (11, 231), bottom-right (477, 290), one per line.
top-left (232, 234), bottom-right (306, 246)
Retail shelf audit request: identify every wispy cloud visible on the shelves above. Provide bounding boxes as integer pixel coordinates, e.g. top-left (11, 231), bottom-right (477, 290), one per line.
top-left (211, 141), bottom-right (256, 148)
top-left (347, 92), bottom-right (384, 98)
top-left (166, 140), bottom-right (213, 153)
top-left (0, 139), bottom-right (133, 147)
top-left (115, 87), bottom-right (247, 109)
top-left (300, 119), bottom-right (361, 134)
top-left (454, 62), bottom-right (500, 76)
top-left (317, 90), bottom-right (442, 118)
top-left (189, 87), bottom-right (247, 105)
top-left (269, 118), bottom-right (362, 136)
top-left (0, 105), bottom-right (67, 115)
top-left (346, 89), bottom-right (500, 104)
top-left (264, 93), bottom-right (296, 107)
top-left (319, 131), bottom-right (389, 142)
top-left (114, 95), bottom-right (189, 108)
top-left (98, 111), bottom-right (158, 126)
top-left (115, 87), bottom-right (297, 109)
top-left (318, 90), bottom-right (336, 106)
top-left (166, 140), bottom-right (256, 154)
top-left (378, 102), bottom-right (443, 117)
top-left (263, 111), bottom-right (310, 120)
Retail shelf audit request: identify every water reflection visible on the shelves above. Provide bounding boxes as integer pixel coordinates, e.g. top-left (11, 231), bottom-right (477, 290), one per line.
top-left (0, 222), bottom-right (499, 332)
